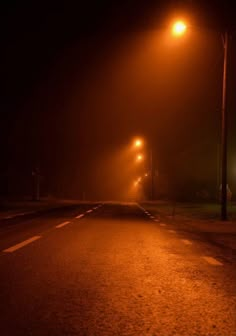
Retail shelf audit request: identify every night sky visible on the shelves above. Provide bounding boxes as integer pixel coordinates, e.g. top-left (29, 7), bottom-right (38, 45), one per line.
top-left (1, 1), bottom-right (236, 200)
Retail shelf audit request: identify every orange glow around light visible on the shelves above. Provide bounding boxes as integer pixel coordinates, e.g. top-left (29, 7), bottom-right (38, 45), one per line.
top-left (136, 154), bottom-right (143, 162)
top-left (172, 20), bottom-right (187, 36)
top-left (134, 138), bottom-right (143, 148)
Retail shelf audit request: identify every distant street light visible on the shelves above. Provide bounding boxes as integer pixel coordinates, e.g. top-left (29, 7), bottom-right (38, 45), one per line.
top-left (133, 137), bottom-right (155, 200)
top-left (171, 19), bottom-right (229, 220)
top-left (136, 154), bottom-right (143, 162)
top-left (134, 138), bottom-right (143, 148)
top-left (130, 137), bottom-right (155, 200)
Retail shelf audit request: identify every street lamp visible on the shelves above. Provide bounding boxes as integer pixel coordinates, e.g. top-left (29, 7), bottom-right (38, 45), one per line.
top-left (172, 20), bottom-right (187, 36)
top-left (172, 20), bottom-right (229, 220)
top-left (134, 138), bottom-right (143, 148)
top-left (136, 154), bottom-right (143, 162)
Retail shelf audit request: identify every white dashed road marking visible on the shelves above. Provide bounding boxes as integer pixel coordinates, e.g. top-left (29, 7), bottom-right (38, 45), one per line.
top-left (138, 205), bottom-right (160, 223)
top-left (4, 211), bottom-right (36, 220)
top-left (3, 236), bottom-right (41, 253)
top-left (202, 256), bottom-right (223, 266)
top-left (168, 230), bottom-right (176, 233)
top-left (75, 206), bottom-right (100, 219)
top-left (4, 215), bottom-right (16, 219)
top-left (4, 213), bottom-right (25, 219)
top-left (160, 223), bottom-right (166, 227)
top-left (56, 221), bottom-right (70, 229)
top-left (137, 205), bottom-right (146, 211)
top-left (76, 214), bottom-right (84, 219)
top-left (181, 239), bottom-right (192, 245)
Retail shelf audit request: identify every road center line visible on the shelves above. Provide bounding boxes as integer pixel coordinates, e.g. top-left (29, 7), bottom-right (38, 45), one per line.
top-left (76, 214), bottom-right (84, 219)
top-left (56, 221), bottom-right (70, 228)
top-left (137, 205), bottom-right (145, 210)
top-left (202, 256), bottom-right (223, 266)
top-left (3, 236), bottom-right (41, 253)
top-left (4, 213), bottom-right (24, 219)
top-left (181, 239), bottom-right (192, 245)
top-left (4, 215), bottom-right (16, 219)
top-left (86, 210), bottom-right (93, 213)
top-left (168, 230), bottom-right (176, 233)
top-left (4, 211), bottom-right (36, 219)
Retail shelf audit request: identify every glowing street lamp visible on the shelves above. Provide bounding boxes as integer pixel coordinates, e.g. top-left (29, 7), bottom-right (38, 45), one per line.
top-left (134, 138), bottom-right (143, 148)
top-left (136, 154), bottom-right (143, 162)
top-left (172, 20), bottom-right (187, 36)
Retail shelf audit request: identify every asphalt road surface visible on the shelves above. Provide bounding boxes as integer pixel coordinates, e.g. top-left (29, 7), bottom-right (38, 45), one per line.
top-left (0, 202), bottom-right (235, 336)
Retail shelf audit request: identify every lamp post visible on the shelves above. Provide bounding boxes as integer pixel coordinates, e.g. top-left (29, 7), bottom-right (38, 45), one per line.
top-left (148, 147), bottom-right (155, 201)
top-left (221, 31), bottom-right (229, 221)
top-left (136, 154), bottom-right (143, 162)
top-left (172, 20), bottom-right (229, 221)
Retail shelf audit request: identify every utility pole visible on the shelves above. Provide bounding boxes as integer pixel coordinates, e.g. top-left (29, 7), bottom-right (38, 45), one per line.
top-left (221, 31), bottom-right (229, 221)
top-left (150, 148), bottom-right (154, 201)
top-left (216, 143), bottom-right (220, 192)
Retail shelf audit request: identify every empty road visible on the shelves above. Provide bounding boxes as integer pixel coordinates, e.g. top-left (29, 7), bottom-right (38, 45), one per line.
top-left (0, 203), bottom-right (235, 336)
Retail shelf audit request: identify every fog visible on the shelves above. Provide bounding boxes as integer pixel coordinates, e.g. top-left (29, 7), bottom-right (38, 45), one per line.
top-left (2, 3), bottom-right (236, 201)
